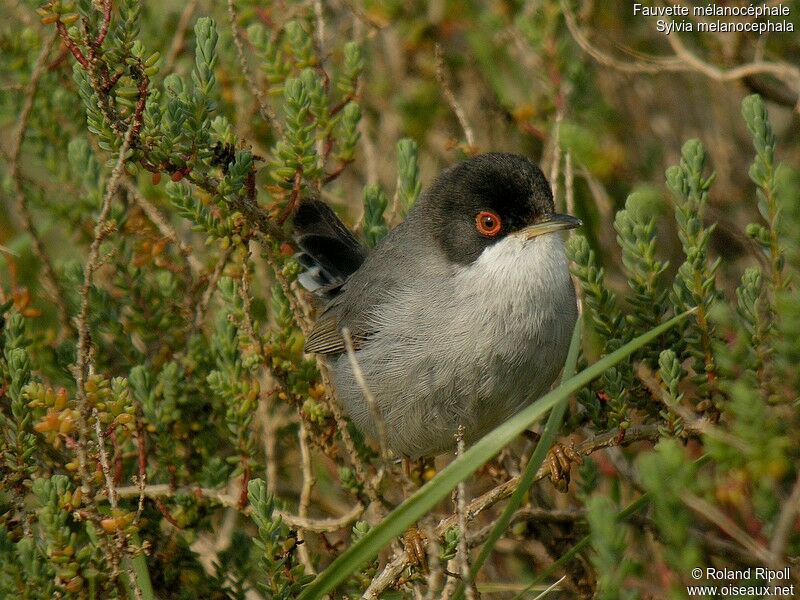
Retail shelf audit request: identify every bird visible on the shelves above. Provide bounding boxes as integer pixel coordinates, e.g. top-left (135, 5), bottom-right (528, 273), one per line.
top-left (294, 152), bottom-right (580, 459)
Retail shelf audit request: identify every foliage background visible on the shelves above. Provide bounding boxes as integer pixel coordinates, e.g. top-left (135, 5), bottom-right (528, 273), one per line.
top-left (0, 0), bottom-right (798, 598)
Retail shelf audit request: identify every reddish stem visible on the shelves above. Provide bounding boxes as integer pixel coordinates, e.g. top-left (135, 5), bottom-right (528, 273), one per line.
top-left (315, 64), bottom-right (331, 93)
top-left (136, 421), bottom-right (147, 484)
top-left (154, 497), bottom-right (181, 528)
top-left (238, 459), bottom-right (251, 509)
top-left (131, 71), bottom-right (150, 139)
top-left (102, 70), bottom-right (124, 94)
top-left (322, 135), bottom-right (334, 161)
top-left (323, 160), bottom-right (351, 185)
top-left (56, 21), bottom-right (90, 69)
top-left (94, 0), bottom-right (113, 49)
top-left (277, 168), bottom-right (303, 224)
top-left (614, 427), bottom-right (627, 445)
top-left (518, 120), bottom-right (547, 141)
top-left (330, 93), bottom-right (354, 116)
top-left (48, 46), bottom-right (70, 71)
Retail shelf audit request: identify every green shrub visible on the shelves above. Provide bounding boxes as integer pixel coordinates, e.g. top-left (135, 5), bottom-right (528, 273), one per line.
top-left (1, 2), bottom-right (797, 599)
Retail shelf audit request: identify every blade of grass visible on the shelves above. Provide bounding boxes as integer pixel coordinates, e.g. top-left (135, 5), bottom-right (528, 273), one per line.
top-left (452, 319), bottom-right (582, 600)
top-left (122, 533), bottom-right (156, 600)
top-left (297, 309), bottom-right (695, 600)
top-left (123, 533), bottom-right (155, 600)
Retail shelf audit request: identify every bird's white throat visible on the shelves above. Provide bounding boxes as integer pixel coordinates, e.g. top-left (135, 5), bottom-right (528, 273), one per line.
top-left (455, 232), bottom-right (572, 309)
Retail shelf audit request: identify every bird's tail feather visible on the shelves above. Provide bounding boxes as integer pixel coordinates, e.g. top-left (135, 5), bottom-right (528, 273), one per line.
top-left (293, 200), bottom-right (367, 296)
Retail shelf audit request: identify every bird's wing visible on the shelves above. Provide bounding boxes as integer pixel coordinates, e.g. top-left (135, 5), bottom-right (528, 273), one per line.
top-left (292, 199), bottom-right (374, 355)
top-left (304, 315), bottom-right (360, 355)
top-left (303, 275), bottom-right (376, 355)
top-left (297, 202), bottom-right (417, 357)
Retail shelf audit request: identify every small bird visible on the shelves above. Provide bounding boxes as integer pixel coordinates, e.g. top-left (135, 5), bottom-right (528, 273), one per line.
top-left (294, 153), bottom-right (580, 458)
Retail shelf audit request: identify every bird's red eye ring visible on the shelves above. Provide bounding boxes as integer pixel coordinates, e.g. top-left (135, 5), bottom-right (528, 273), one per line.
top-left (475, 211), bottom-right (502, 237)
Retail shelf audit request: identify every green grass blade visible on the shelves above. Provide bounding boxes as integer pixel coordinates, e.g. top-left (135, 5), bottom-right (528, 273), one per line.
top-left (452, 319), bottom-right (583, 600)
top-left (123, 533), bottom-right (155, 600)
top-left (298, 309), bottom-right (695, 600)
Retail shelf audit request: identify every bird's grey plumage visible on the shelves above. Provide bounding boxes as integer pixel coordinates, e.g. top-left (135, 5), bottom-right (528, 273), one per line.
top-left (296, 153), bottom-right (578, 457)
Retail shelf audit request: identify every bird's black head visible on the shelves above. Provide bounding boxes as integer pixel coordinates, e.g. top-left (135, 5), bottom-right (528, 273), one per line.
top-left (415, 153), bottom-right (580, 266)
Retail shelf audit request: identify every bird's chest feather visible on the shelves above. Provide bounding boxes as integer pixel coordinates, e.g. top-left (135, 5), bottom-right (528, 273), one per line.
top-left (332, 234), bottom-right (576, 456)
top-left (371, 236), bottom-right (573, 404)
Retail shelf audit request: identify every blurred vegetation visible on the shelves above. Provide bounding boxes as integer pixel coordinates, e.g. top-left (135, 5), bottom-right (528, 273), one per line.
top-left (0, 1), bottom-right (798, 598)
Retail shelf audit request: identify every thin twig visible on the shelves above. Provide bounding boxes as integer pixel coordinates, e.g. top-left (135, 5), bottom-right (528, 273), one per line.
top-left (548, 113), bottom-right (562, 211)
top-left (342, 327), bottom-right (389, 461)
top-left (237, 249), bottom-right (262, 349)
top-left (74, 123), bottom-right (137, 494)
top-left (193, 245), bottom-right (234, 329)
top-left (636, 364), bottom-right (750, 452)
top-left (532, 575), bottom-right (566, 600)
top-left (94, 410), bottom-right (144, 600)
top-left (359, 115), bottom-right (378, 186)
top-left (565, 152), bottom-right (574, 217)
top-left (770, 470), bottom-right (800, 559)
top-left (163, 0), bottom-right (199, 76)
top-left (96, 414), bottom-right (119, 509)
top-left (562, 0), bottom-right (800, 107)
top-left (257, 386), bottom-right (279, 496)
top-left (341, 0), bottom-right (389, 30)
top-left (455, 426), bottom-right (476, 600)
top-left (134, 421), bottom-right (147, 524)
top-left (227, 0), bottom-right (280, 132)
top-left (8, 32), bottom-right (72, 338)
top-left (297, 422), bottom-right (317, 574)
top-left (55, 21), bottom-right (90, 69)
top-left (313, 0), bottom-right (326, 60)
top-left (434, 43), bottom-right (476, 151)
top-left (93, 0), bottom-right (112, 49)
top-left (114, 483), bottom-right (365, 532)
top-left (125, 182), bottom-right (203, 276)
top-left (680, 491), bottom-right (777, 567)
top-left (423, 521), bottom-right (445, 599)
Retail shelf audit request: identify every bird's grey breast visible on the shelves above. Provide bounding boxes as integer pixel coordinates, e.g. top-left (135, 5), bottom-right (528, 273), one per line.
top-left (331, 233), bottom-right (576, 457)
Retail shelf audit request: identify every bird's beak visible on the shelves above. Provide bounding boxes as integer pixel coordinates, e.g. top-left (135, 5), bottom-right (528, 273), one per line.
top-left (512, 213), bottom-right (582, 240)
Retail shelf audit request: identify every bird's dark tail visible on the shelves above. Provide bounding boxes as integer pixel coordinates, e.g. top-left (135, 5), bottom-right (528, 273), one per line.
top-left (293, 200), bottom-right (367, 298)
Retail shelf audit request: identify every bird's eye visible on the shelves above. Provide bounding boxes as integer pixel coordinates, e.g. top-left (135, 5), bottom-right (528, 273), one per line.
top-left (475, 211), bottom-right (502, 237)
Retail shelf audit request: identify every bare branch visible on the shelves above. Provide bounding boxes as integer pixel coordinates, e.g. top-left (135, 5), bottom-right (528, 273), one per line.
top-left (94, 409), bottom-right (144, 600)
top-left (73, 122), bottom-right (137, 493)
top-left (770, 470), bottom-right (800, 559)
top-left (163, 0), bottom-right (199, 76)
top-left (342, 327), bottom-right (389, 461)
top-left (227, 0), bottom-right (281, 133)
top-left (8, 31), bottom-right (72, 338)
top-left (455, 426), bottom-right (477, 600)
top-left (297, 422), bottom-right (317, 574)
top-left (435, 43), bottom-right (476, 152)
top-left (193, 245), bottom-right (234, 329)
top-left (114, 484), bottom-right (365, 533)
top-left (561, 0), bottom-right (800, 108)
